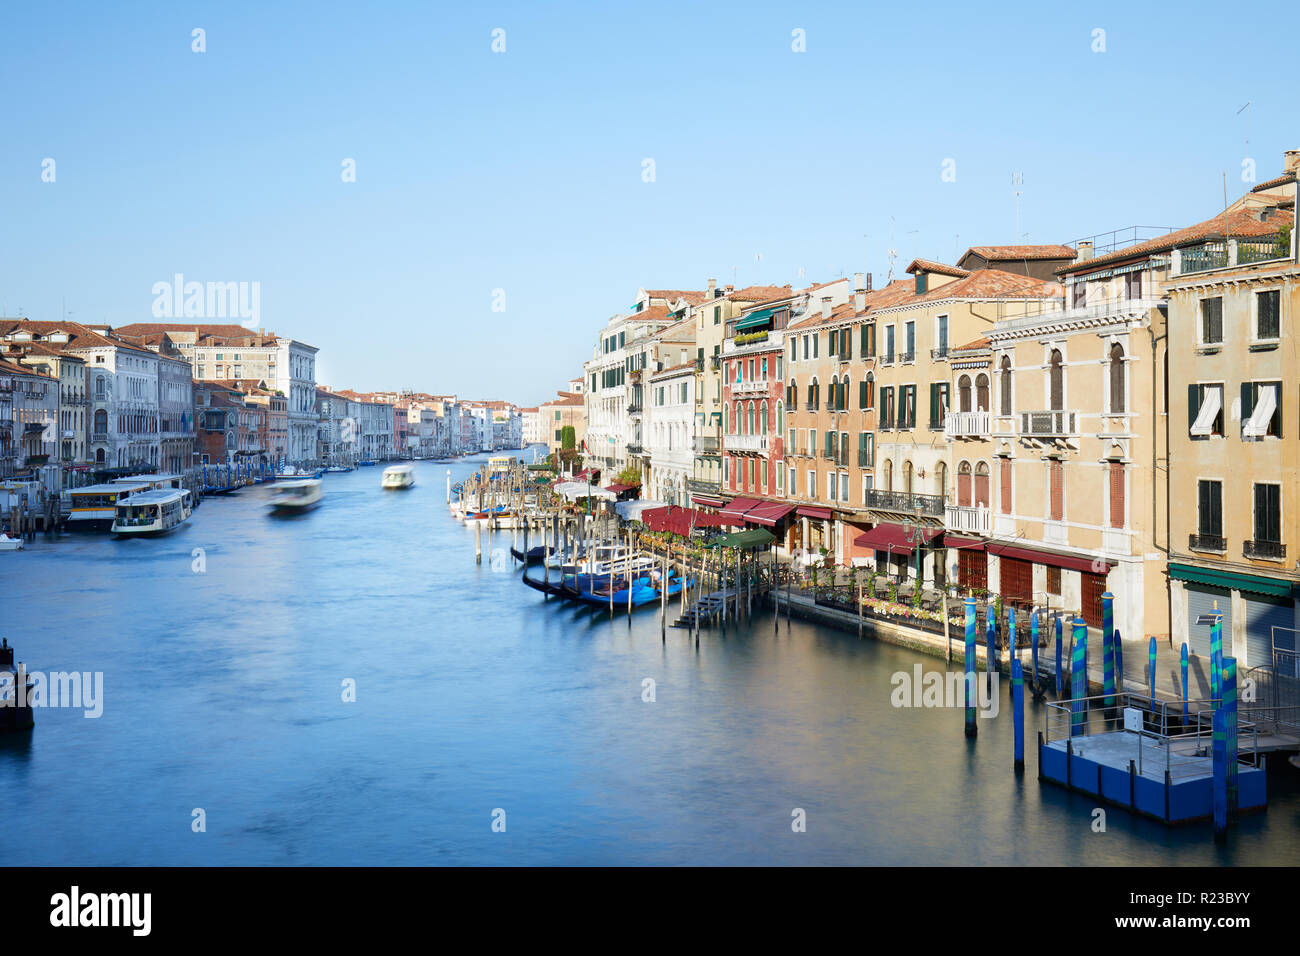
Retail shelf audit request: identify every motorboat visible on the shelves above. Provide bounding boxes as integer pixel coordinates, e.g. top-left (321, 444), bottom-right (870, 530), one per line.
top-left (0, 533), bottom-right (23, 552)
top-left (267, 479), bottom-right (324, 514)
top-left (381, 464), bottom-right (415, 490)
top-left (111, 489), bottom-right (190, 536)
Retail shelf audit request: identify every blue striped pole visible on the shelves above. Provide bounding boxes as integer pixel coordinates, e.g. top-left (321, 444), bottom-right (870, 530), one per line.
top-left (1031, 609), bottom-right (1040, 687)
top-left (1114, 629), bottom-right (1124, 693)
top-left (1147, 636), bottom-right (1157, 702)
top-left (1055, 613), bottom-right (1063, 698)
top-left (1180, 643), bottom-right (1189, 725)
top-left (1008, 606), bottom-right (1017, 662)
top-left (1210, 610), bottom-right (1223, 701)
top-left (1012, 658), bottom-right (1025, 771)
top-left (1224, 656), bottom-right (1238, 817)
top-left (986, 605), bottom-right (997, 679)
top-left (1212, 705), bottom-right (1228, 839)
top-left (1071, 616), bottom-right (1088, 734)
top-left (964, 597), bottom-right (977, 738)
top-left (1102, 592), bottom-right (1115, 707)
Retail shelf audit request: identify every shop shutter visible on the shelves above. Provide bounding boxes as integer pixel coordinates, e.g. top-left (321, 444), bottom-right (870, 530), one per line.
top-left (1000, 556), bottom-right (1032, 602)
top-left (1186, 585), bottom-right (1232, 660)
top-left (1000, 458), bottom-right (1012, 514)
top-left (959, 549), bottom-right (987, 590)
top-left (1081, 572), bottom-right (1107, 628)
top-left (1109, 462), bottom-right (1124, 529)
top-left (1243, 594), bottom-right (1294, 670)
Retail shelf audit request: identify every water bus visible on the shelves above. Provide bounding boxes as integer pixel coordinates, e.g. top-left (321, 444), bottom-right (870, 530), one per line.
top-left (267, 479), bottom-right (324, 515)
top-left (111, 489), bottom-right (190, 537)
top-left (381, 464), bottom-right (415, 490)
top-left (66, 482), bottom-right (152, 532)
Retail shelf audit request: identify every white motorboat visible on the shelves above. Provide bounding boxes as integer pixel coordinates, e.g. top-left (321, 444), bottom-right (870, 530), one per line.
top-left (267, 479), bottom-right (324, 514)
top-left (381, 464), bottom-right (415, 490)
top-left (111, 489), bottom-right (190, 537)
top-left (0, 533), bottom-right (23, 551)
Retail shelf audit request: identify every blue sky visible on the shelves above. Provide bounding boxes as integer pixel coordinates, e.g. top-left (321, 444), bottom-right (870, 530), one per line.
top-left (1, 1), bottom-right (1295, 405)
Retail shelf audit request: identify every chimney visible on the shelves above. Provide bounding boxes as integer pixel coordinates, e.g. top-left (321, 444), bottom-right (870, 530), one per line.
top-left (821, 296), bottom-right (833, 320)
top-left (707, 278), bottom-right (717, 298)
top-left (1285, 149), bottom-right (1300, 175)
top-left (1076, 241), bottom-right (1094, 262)
top-left (724, 284), bottom-right (734, 295)
top-left (853, 273), bottom-right (866, 311)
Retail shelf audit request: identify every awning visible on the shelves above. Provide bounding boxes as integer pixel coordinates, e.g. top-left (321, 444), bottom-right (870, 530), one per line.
top-left (797, 506), bottom-right (834, 521)
top-left (944, 535), bottom-right (987, 550)
top-left (720, 496), bottom-right (763, 521)
top-left (1168, 562), bottom-right (1296, 599)
top-left (734, 308), bottom-right (776, 331)
top-left (745, 501), bottom-right (795, 527)
top-left (572, 468), bottom-right (601, 481)
top-left (691, 494), bottom-right (724, 507)
top-left (616, 499), bottom-right (667, 522)
top-left (707, 528), bottom-right (776, 549)
top-left (854, 522), bottom-right (944, 556)
top-left (604, 483), bottom-right (635, 493)
top-left (986, 542), bottom-right (1113, 574)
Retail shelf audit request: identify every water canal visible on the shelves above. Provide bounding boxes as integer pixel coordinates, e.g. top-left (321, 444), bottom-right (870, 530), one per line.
top-left (2, 455), bottom-right (1297, 865)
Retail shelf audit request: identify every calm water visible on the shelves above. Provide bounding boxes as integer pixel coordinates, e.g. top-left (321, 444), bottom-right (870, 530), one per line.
top-left (3, 456), bottom-right (1298, 865)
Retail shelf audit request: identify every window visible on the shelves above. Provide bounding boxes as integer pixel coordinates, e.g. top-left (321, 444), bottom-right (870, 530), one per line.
top-left (1071, 282), bottom-right (1086, 309)
top-left (885, 326), bottom-right (895, 362)
top-left (1108, 461), bottom-right (1124, 529)
top-left (1049, 459), bottom-right (1064, 520)
top-left (999, 355), bottom-right (1012, 415)
top-left (1045, 565), bottom-right (1061, 595)
top-left (840, 473), bottom-right (849, 501)
top-left (958, 375), bottom-right (972, 413)
top-left (904, 322), bottom-right (915, 359)
top-left (828, 470), bottom-right (838, 501)
top-left (1253, 483), bottom-right (1281, 544)
top-left (915, 273), bottom-right (928, 295)
top-left (713, 305), bottom-right (721, 325)
top-left (809, 429), bottom-right (817, 458)
top-left (1197, 480), bottom-right (1223, 536)
top-left (1124, 270), bottom-right (1141, 300)
top-left (858, 431), bottom-right (873, 467)
top-left (1200, 297), bottom-right (1223, 345)
top-left (788, 380), bottom-right (798, 407)
top-left (975, 374), bottom-right (989, 412)
top-left (812, 334), bottom-right (818, 359)
top-left (899, 386), bottom-right (916, 429)
top-left (860, 323), bottom-right (876, 358)
top-left (1108, 343), bottom-right (1125, 413)
top-left (974, 462), bottom-right (990, 508)
top-left (999, 458), bottom-right (1012, 514)
top-left (928, 382), bottom-right (948, 429)
top-left (802, 335), bottom-right (809, 360)
top-left (957, 461), bottom-right (971, 506)
top-left (936, 314), bottom-right (948, 354)
top-left (880, 388), bottom-right (894, 429)
top-left (1049, 350), bottom-right (1064, 410)
top-left (807, 470), bottom-right (816, 498)
top-left (1188, 383), bottom-right (1224, 437)
top-left (1256, 290), bottom-right (1281, 341)
top-left (1241, 381), bottom-right (1282, 438)
top-left (790, 339), bottom-right (797, 362)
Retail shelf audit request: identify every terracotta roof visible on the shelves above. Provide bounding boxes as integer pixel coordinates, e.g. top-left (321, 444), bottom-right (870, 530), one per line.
top-left (1059, 206), bottom-right (1294, 275)
top-left (785, 279), bottom-right (914, 330)
top-left (0, 319), bottom-right (157, 358)
top-left (960, 244), bottom-right (1075, 262)
top-left (651, 361), bottom-right (696, 378)
top-left (644, 290), bottom-right (708, 305)
top-left (112, 323), bottom-right (282, 346)
top-left (951, 336), bottom-right (992, 351)
top-left (727, 284), bottom-right (792, 303)
top-left (625, 305), bottom-right (672, 323)
top-left (1251, 172), bottom-right (1297, 193)
top-left (0, 357), bottom-right (54, 379)
top-left (906, 259), bottom-right (971, 278)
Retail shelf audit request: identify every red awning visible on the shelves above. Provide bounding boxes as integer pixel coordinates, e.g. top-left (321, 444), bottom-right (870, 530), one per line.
top-left (986, 542), bottom-right (1113, 574)
top-left (641, 505), bottom-right (728, 536)
top-left (573, 468), bottom-right (601, 481)
top-left (944, 535), bottom-right (987, 550)
top-left (745, 501), bottom-right (794, 527)
top-left (691, 494), bottom-right (724, 508)
top-left (854, 522), bottom-right (944, 556)
top-left (604, 483), bottom-right (634, 493)
top-left (797, 506), bottom-right (834, 520)
top-left (720, 496), bottom-right (763, 521)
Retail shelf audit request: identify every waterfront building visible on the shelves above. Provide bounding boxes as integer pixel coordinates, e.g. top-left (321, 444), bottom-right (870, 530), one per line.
top-left (687, 281), bottom-right (793, 508)
top-left (520, 406), bottom-right (542, 445)
top-left (113, 324), bottom-right (319, 466)
top-left (646, 362), bottom-right (695, 504)
top-left (3, 344), bottom-right (90, 489)
top-left (0, 357), bottom-right (58, 486)
top-left (230, 381), bottom-right (289, 464)
top-left (1163, 153), bottom-right (1298, 668)
top-left (541, 391), bottom-right (585, 468)
top-left (193, 381), bottom-right (245, 464)
top-left (316, 387), bottom-right (357, 465)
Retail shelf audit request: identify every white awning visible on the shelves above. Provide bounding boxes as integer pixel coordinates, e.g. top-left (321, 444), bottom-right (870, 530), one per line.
top-left (1242, 385), bottom-right (1277, 438)
top-left (616, 499), bottom-right (666, 521)
top-left (554, 481), bottom-right (615, 501)
top-left (1189, 385), bottom-right (1222, 436)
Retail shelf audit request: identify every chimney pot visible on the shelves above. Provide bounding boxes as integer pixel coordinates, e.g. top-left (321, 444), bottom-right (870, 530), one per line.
top-left (1076, 241), bottom-right (1094, 262)
top-left (821, 296), bottom-right (833, 319)
top-left (1284, 149), bottom-right (1300, 174)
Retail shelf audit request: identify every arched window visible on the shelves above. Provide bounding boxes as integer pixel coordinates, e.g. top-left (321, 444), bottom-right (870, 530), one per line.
top-left (747, 402), bottom-right (755, 435)
top-left (974, 461), bottom-right (990, 508)
top-left (999, 355), bottom-right (1012, 415)
top-left (723, 404), bottom-right (730, 434)
top-left (94, 409), bottom-right (108, 433)
top-left (958, 375), bottom-right (972, 413)
top-left (840, 375), bottom-right (850, 410)
top-left (902, 460), bottom-right (914, 494)
top-left (882, 458), bottom-right (894, 492)
top-left (1109, 342), bottom-right (1125, 413)
top-left (935, 461), bottom-right (947, 497)
top-left (776, 401), bottom-right (784, 434)
top-left (975, 374), bottom-right (990, 412)
top-left (760, 401), bottom-right (768, 434)
top-left (96, 447), bottom-right (105, 463)
top-left (810, 377), bottom-right (819, 409)
top-left (735, 402), bottom-right (743, 434)
top-left (788, 380), bottom-right (798, 407)
top-left (957, 460), bottom-right (972, 506)
top-left (1049, 349), bottom-right (1064, 410)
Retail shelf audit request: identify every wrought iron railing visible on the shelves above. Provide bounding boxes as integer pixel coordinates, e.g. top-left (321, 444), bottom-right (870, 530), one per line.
top-left (864, 489), bottom-right (946, 518)
top-left (1020, 410), bottom-right (1076, 437)
top-left (1188, 533), bottom-right (1226, 552)
top-left (1244, 539), bottom-right (1286, 560)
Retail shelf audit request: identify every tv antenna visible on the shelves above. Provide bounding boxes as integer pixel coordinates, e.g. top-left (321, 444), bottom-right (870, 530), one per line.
top-left (1237, 101), bottom-right (1250, 158)
top-left (886, 217), bottom-right (898, 281)
top-left (1012, 172), bottom-right (1024, 242)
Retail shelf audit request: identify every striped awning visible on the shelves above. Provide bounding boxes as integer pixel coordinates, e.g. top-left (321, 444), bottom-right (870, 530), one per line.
top-left (734, 308), bottom-right (776, 331)
top-left (720, 496), bottom-right (763, 521)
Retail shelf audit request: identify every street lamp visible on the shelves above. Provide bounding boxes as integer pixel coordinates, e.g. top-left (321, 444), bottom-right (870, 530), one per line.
top-left (902, 501), bottom-right (926, 587)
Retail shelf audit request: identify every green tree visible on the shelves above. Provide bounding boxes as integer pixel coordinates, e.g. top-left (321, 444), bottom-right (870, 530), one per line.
top-left (615, 464), bottom-right (642, 487)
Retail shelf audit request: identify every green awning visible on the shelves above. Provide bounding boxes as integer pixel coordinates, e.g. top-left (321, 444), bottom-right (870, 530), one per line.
top-left (706, 528), bottom-right (776, 549)
top-left (734, 308), bottom-right (776, 331)
top-left (1168, 562), bottom-right (1296, 599)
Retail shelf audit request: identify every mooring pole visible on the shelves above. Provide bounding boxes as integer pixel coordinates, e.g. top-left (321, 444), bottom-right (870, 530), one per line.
top-left (1055, 612), bottom-right (1063, 698)
top-left (1012, 658), bottom-right (1025, 772)
top-left (1031, 608), bottom-right (1040, 688)
top-left (1147, 636), bottom-right (1157, 702)
top-left (1181, 643), bottom-right (1189, 725)
top-left (1102, 591), bottom-right (1116, 708)
top-left (964, 597), bottom-right (977, 738)
top-left (1071, 616), bottom-right (1088, 734)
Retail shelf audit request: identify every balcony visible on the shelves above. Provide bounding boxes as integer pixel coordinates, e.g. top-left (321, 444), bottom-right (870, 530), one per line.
top-left (726, 434), bottom-right (768, 453)
top-left (945, 504), bottom-right (991, 535)
top-left (931, 346), bottom-right (949, 361)
top-left (627, 402), bottom-right (643, 415)
top-left (92, 431), bottom-right (109, 441)
top-left (858, 451), bottom-right (874, 468)
top-left (692, 435), bottom-right (720, 454)
top-left (1175, 234), bottom-right (1291, 275)
top-left (879, 354), bottom-right (895, 367)
top-left (710, 355), bottom-right (721, 370)
top-left (732, 380), bottom-right (768, 396)
top-left (804, 401), bottom-right (819, 412)
top-left (899, 350), bottom-right (915, 364)
top-left (1019, 410), bottom-right (1076, 439)
top-left (864, 489), bottom-right (946, 519)
top-left (944, 409), bottom-right (991, 440)
top-left (626, 443), bottom-right (644, 456)
top-left (1188, 533), bottom-right (1226, 553)
top-left (1244, 539), bottom-right (1286, 560)
top-left (836, 350), bottom-right (851, 364)
top-left (686, 478), bottom-right (721, 496)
